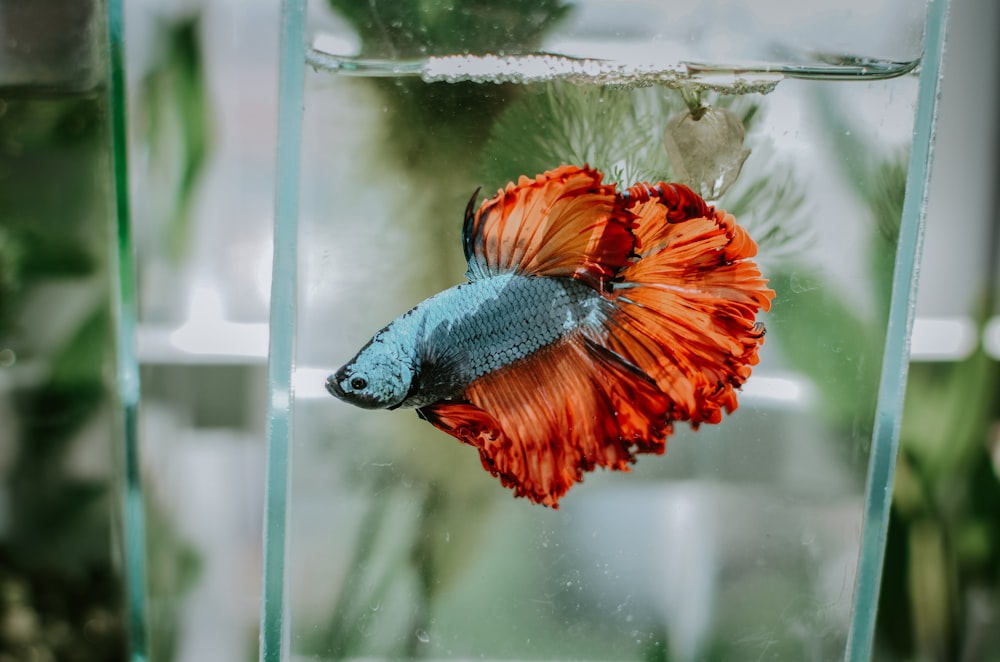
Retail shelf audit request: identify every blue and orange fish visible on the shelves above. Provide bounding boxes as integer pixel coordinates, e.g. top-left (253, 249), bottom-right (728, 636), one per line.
top-left (327, 165), bottom-right (774, 507)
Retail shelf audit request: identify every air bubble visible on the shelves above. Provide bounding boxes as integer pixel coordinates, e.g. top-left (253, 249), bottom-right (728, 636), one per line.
top-left (420, 53), bottom-right (781, 94)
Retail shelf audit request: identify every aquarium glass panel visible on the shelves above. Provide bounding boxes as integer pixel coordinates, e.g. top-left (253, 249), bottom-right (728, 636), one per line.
top-left (264, 1), bottom-right (947, 660)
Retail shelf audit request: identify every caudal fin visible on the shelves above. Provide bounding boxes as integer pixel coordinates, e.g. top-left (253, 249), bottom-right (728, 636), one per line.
top-left (604, 182), bottom-right (775, 427)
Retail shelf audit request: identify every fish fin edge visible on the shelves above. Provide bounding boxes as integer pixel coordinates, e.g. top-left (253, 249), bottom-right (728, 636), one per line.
top-left (420, 333), bottom-right (673, 507)
top-left (462, 165), bottom-right (636, 289)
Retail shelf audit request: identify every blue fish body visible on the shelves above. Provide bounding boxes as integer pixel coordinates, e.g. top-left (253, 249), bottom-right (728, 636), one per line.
top-left (326, 273), bottom-right (607, 409)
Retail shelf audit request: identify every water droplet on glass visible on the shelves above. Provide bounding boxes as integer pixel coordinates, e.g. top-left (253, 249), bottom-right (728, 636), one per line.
top-left (0, 348), bottom-right (15, 367)
top-left (415, 629), bottom-right (430, 643)
top-left (788, 272), bottom-right (819, 294)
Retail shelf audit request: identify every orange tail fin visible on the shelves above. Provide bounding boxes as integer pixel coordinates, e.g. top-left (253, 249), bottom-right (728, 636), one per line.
top-left (605, 182), bottom-right (775, 427)
top-left (418, 332), bottom-right (672, 507)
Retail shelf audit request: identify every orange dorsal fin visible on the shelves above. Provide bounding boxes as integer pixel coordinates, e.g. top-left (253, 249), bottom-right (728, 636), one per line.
top-left (463, 165), bottom-right (636, 289)
top-left (604, 182), bottom-right (775, 427)
top-left (417, 333), bottom-right (672, 507)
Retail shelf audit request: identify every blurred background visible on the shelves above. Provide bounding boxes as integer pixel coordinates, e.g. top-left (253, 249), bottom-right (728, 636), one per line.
top-left (0, 0), bottom-right (998, 660)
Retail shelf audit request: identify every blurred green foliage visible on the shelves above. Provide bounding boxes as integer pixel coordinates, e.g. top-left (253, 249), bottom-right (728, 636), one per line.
top-left (324, 0), bottom-right (571, 273)
top-left (479, 83), bottom-right (675, 189)
top-left (772, 87), bottom-right (1000, 661)
top-left (765, 157), bottom-right (902, 440)
top-left (139, 16), bottom-right (212, 262)
top-left (0, 12), bottom-right (207, 661)
top-left (0, 92), bottom-right (128, 661)
top-left (133, 14), bottom-right (214, 661)
top-left (328, 0), bottom-right (570, 58)
top-left (480, 82), bottom-right (805, 257)
top-left (882, 312), bottom-right (1000, 661)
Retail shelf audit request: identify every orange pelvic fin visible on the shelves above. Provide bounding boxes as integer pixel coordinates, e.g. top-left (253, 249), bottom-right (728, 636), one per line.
top-left (418, 333), bottom-right (672, 507)
top-left (463, 165), bottom-right (636, 289)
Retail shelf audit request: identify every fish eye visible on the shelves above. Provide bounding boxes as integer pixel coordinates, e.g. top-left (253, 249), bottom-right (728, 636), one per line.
top-left (350, 376), bottom-right (367, 391)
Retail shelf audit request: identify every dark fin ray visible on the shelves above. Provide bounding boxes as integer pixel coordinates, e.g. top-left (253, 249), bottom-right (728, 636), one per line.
top-left (461, 186), bottom-right (482, 265)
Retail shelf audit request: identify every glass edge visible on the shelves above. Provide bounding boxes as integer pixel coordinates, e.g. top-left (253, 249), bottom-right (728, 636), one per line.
top-left (844, 0), bottom-right (952, 660)
top-left (106, 0), bottom-right (150, 658)
top-left (261, 0), bottom-right (307, 660)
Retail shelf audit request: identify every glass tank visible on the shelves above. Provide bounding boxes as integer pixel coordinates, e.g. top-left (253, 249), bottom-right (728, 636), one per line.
top-left (262, 1), bottom-right (949, 660)
top-left (0, 0), bottom-right (145, 659)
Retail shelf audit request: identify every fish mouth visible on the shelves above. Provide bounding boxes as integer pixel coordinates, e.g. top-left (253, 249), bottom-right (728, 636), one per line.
top-left (325, 374), bottom-right (345, 399)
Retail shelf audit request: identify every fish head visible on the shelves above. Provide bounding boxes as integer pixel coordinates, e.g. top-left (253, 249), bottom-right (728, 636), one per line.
top-left (326, 347), bottom-right (415, 410)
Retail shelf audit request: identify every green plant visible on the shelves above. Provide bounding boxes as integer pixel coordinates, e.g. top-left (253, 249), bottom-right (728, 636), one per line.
top-left (768, 86), bottom-right (1000, 661)
top-left (0, 91), bottom-right (128, 662)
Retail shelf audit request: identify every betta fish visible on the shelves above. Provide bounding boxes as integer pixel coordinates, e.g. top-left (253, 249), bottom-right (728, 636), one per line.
top-left (327, 165), bottom-right (774, 507)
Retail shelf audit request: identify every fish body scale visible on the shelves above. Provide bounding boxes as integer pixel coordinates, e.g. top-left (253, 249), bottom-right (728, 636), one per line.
top-left (409, 274), bottom-right (604, 396)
